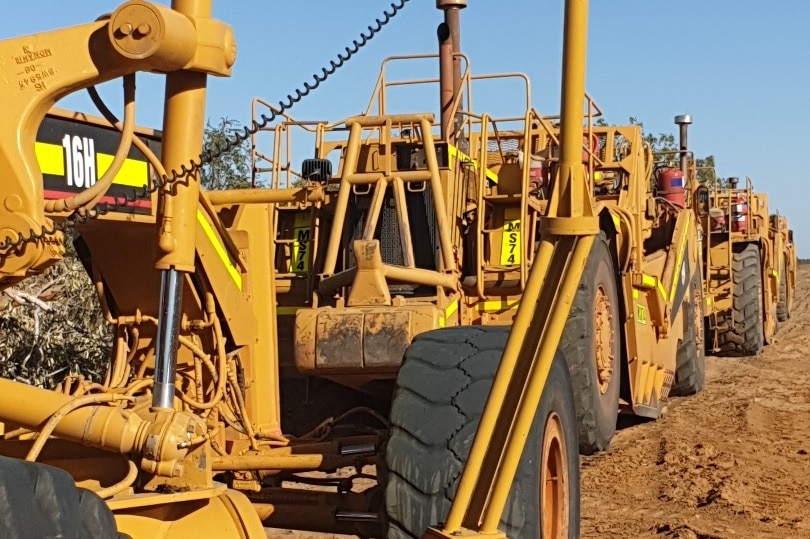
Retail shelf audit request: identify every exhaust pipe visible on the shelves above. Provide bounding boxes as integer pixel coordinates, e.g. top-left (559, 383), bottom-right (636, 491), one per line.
top-left (674, 114), bottom-right (692, 175)
top-left (438, 23), bottom-right (454, 142)
top-left (437, 0), bottom-right (467, 142)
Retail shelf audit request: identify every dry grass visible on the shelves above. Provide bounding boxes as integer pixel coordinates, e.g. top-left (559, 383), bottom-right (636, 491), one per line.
top-left (0, 254), bottom-right (111, 388)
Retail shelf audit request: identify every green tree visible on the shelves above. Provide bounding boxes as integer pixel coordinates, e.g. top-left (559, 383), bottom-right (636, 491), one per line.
top-left (200, 117), bottom-right (252, 190)
top-left (628, 117), bottom-right (720, 187)
top-left (695, 154), bottom-right (718, 186)
top-left (625, 116), bottom-right (679, 157)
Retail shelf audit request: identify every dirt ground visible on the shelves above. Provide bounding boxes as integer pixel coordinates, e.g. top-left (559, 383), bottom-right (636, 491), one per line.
top-left (269, 265), bottom-right (810, 539)
top-left (580, 265), bottom-right (810, 539)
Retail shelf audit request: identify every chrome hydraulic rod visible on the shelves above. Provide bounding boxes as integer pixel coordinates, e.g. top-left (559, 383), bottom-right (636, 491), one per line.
top-left (153, 268), bottom-right (184, 409)
top-left (151, 0), bottom-right (212, 409)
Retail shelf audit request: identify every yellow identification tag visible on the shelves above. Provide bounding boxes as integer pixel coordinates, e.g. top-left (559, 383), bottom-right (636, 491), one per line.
top-left (290, 213), bottom-right (312, 273)
top-left (500, 208), bottom-right (521, 266)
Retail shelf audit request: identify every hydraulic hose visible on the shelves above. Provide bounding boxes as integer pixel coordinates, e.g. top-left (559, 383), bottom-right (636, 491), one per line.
top-left (44, 75), bottom-right (137, 213)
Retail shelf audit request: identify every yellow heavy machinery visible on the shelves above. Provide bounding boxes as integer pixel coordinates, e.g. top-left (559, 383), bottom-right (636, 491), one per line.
top-left (0, 0), bottom-right (590, 537)
top-left (266, 0), bottom-right (705, 480)
top-left (701, 176), bottom-right (788, 355)
top-left (771, 213), bottom-right (797, 323)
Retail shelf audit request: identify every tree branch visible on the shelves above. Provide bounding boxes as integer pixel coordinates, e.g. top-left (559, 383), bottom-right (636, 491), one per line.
top-left (2, 288), bottom-right (54, 312)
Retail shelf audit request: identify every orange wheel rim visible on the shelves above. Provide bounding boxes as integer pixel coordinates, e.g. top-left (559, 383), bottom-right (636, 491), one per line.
top-left (541, 412), bottom-right (569, 538)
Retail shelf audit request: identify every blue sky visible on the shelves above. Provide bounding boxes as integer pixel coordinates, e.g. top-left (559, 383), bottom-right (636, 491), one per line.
top-left (2, 1), bottom-right (809, 256)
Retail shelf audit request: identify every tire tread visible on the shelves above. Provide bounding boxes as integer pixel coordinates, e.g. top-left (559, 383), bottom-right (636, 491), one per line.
top-left (716, 243), bottom-right (764, 356)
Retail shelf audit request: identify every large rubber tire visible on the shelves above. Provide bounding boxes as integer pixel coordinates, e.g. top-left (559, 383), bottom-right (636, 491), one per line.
top-left (0, 456), bottom-right (128, 539)
top-left (559, 233), bottom-right (621, 455)
top-left (671, 270), bottom-right (706, 396)
top-left (385, 327), bottom-right (580, 539)
top-left (716, 243), bottom-right (764, 357)
top-left (777, 259), bottom-right (789, 322)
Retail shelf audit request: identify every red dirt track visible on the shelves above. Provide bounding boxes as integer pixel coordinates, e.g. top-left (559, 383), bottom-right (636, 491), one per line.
top-left (580, 265), bottom-right (810, 538)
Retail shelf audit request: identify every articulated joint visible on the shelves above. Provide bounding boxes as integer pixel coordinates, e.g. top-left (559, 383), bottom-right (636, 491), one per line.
top-left (140, 408), bottom-right (208, 478)
top-left (109, 0), bottom-right (235, 76)
top-left (540, 215), bottom-right (600, 236)
top-left (0, 206), bottom-right (64, 281)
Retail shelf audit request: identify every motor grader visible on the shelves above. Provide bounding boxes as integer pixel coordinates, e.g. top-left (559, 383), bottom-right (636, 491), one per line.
top-left (700, 176), bottom-right (786, 356)
top-left (259, 3), bottom-right (707, 470)
top-left (0, 0), bottom-right (606, 537)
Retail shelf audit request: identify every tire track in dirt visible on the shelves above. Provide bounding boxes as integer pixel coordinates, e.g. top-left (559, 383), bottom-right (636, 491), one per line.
top-left (581, 265), bottom-right (810, 539)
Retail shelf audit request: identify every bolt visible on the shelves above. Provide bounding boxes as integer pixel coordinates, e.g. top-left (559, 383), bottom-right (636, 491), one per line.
top-left (135, 23), bottom-right (151, 36)
top-left (4, 195), bottom-right (22, 212)
top-left (118, 23), bottom-right (133, 36)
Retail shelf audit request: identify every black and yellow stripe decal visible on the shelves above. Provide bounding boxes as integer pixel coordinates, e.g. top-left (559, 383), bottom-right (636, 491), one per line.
top-left (36, 142), bottom-right (150, 187)
top-left (36, 114), bottom-right (158, 214)
top-left (197, 209), bottom-right (243, 291)
top-left (448, 144), bottom-right (499, 183)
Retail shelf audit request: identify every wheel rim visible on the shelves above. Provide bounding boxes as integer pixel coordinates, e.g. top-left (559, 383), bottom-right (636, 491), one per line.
top-left (541, 412), bottom-right (569, 538)
top-left (594, 285), bottom-right (615, 394)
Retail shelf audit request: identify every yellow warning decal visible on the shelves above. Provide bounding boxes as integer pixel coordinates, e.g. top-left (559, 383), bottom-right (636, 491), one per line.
top-left (500, 207), bottom-right (521, 266)
top-left (35, 142), bottom-right (64, 175)
top-left (290, 212), bottom-right (312, 273)
top-left (636, 304), bottom-right (647, 325)
top-left (670, 214), bottom-right (691, 302)
top-left (97, 153), bottom-right (149, 187)
top-left (448, 144), bottom-right (499, 183)
top-left (197, 209), bottom-right (243, 291)
top-left (476, 299), bottom-right (520, 312)
top-left (639, 274), bottom-right (657, 289)
top-left (36, 141), bottom-right (148, 188)
top-left (439, 300), bottom-right (460, 328)
top-left (445, 300), bottom-right (459, 320)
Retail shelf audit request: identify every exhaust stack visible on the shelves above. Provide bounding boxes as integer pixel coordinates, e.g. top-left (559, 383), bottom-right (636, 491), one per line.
top-left (437, 0), bottom-right (467, 142)
top-left (674, 114), bottom-right (692, 175)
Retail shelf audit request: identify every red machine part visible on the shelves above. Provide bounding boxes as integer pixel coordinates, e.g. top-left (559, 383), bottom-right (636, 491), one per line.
top-left (582, 132), bottom-right (600, 163)
top-left (656, 167), bottom-right (686, 207)
top-left (731, 194), bottom-right (749, 233)
top-left (527, 154), bottom-right (548, 192)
